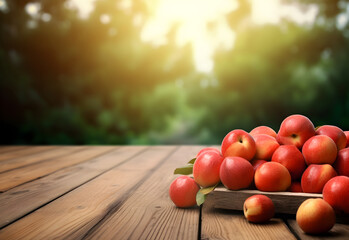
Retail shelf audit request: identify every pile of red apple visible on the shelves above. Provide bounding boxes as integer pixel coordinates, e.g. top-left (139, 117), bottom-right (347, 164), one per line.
top-left (169, 114), bottom-right (349, 234)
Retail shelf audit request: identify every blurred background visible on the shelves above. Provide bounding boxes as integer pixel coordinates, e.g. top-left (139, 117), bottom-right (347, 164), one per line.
top-left (1, 0), bottom-right (349, 145)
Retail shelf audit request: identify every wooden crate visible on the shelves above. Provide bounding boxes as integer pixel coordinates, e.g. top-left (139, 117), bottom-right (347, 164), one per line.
top-left (207, 186), bottom-right (322, 215)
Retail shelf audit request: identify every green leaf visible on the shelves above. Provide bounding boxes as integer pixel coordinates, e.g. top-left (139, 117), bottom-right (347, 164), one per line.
top-left (199, 184), bottom-right (218, 195)
top-left (187, 158), bottom-right (196, 164)
top-left (173, 164), bottom-right (193, 175)
top-left (196, 190), bottom-right (206, 206)
top-left (196, 183), bottom-right (219, 206)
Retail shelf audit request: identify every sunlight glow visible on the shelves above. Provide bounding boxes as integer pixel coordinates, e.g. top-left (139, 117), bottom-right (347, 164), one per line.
top-left (66, 0), bottom-right (96, 19)
top-left (0, 0), bottom-right (9, 13)
top-left (251, 0), bottom-right (318, 25)
top-left (337, 13), bottom-right (348, 29)
top-left (41, 13), bottom-right (52, 22)
top-left (100, 14), bottom-right (111, 24)
top-left (64, 0), bottom-right (319, 74)
top-left (141, 0), bottom-right (238, 73)
top-left (336, 2), bottom-right (349, 30)
top-left (25, 2), bottom-right (41, 17)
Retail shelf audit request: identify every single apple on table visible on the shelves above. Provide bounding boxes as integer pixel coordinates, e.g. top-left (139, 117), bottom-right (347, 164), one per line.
top-left (253, 134), bottom-right (280, 160)
top-left (301, 164), bottom-right (337, 193)
top-left (323, 175), bottom-right (349, 214)
top-left (302, 135), bottom-right (337, 165)
top-left (271, 145), bottom-right (306, 180)
top-left (333, 147), bottom-right (349, 177)
top-left (220, 156), bottom-right (254, 190)
top-left (193, 150), bottom-right (224, 187)
top-left (243, 195), bottom-right (275, 223)
top-left (296, 198), bottom-right (335, 234)
top-left (250, 126), bottom-right (277, 138)
top-left (169, 176), bottom-right (200, 208)
top-left (254, 162), bottom-right (291, 192)
top-left (316, 125), bottom-right (347, 151)
top-left (276, 114), bottom-right (315, 148)
top-left (221, 129), bottom-right (256, 161)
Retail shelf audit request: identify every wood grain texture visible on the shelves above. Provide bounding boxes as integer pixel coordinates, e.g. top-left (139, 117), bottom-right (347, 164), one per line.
top-left (0, 146), bottom-right (28, 154)
top-left (0, 146), bottom-right (176, 240)
top-left (0, 146), bottom-right (114, 192)
top-left (83, 145), bottom-right (204, 240)
top-left (1, 146), bottom-right (347, 240)
top-left (211, 187), bottom-right (322, 214)
top-left (202, 196), bottom-right (297, 240)
top-left (0, 146), bottom-right (56, 162)
top-left (286, 218), bottom-right (349, 240)
top-left (0, 146), bottom-right (148, 228)
top-left (0, 146), bottom-right (85, 172)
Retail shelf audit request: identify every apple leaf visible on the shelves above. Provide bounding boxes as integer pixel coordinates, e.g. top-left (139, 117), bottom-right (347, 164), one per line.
top-left (196, 190), bottom-right (206, 206)
top-left (199, 184), bottom-right (218, 195)
top-left (196, 183), bottom-right (219, 206)
top-left (187, 158), bottom-right (196, 164)
top-left (173, 164), bottom-right (193, 175)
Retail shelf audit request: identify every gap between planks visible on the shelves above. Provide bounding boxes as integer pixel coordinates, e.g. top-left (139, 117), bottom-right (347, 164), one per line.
top-left (0, 146), bottom-right (180, 239)
top-left (0, 146), bottom-right (29, 154)
top-left (0, 146), bottom-right (129, 228)
top-left (0, 146), bottom-right (87, 172)
top-left (285, 218), bottom-right (349, 240)
top-left (0, 146), bottom-right (58, 162)
top-left (0, 146), bottom-right (116, 192)
top-left (81, 145), bottom-right (204, 240)
top-left (201, 196), bottom-right (297, 240)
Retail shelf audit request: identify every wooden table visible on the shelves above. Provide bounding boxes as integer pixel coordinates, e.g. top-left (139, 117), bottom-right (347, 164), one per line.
top-left (0, 146), bottom-right (348, 240)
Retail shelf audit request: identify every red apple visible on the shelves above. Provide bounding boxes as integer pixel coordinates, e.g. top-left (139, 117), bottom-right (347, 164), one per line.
top-left (323, 176), bottom-right (349, 214)
top-left (193, 150), bottom-right (224, 187)
top-left (195, 147), bottom-right (221, 158)
top-left (253, 134), bottom-right (280, 160)
top-left (250, 126), bottom-right (277, 138)
top-left (288, 182), bottom-right (303, 192)
top-left (344, 131), bottom-right (349, 147)
top-left (221, 129), bottom-right (256, 161)
top-left (296, 198), bottom-right (335, 234)
top-left (333, 147), bottom-right (349, 177)
top-left (271, 145), bottom-right (306, 180)
top-left (254, 162), bottom-right (291, 192)
top-left (316, 125), bottom-right (346, 150)
top-left (220, 156), bottom-right (254, 190)
top-left (243, 195), bottom-right (275, 223)
top-left (301, 164), bottom-right (337, 193)
top-left (277, 114), bottom-right (315, 148)
top-left (169, 176), bottom-right (200, 208)
top-left (250, 159), bottom-right (267, 189)
top-left (302, 135), bottom-right (337, 165)
top-left (250, 159), bottom-right (267, 171)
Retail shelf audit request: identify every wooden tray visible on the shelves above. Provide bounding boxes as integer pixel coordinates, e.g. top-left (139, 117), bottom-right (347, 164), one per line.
top-left (207, 186), bottom-right (322, 215)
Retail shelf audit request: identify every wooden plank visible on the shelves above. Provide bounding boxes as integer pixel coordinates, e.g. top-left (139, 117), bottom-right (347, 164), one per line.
top-left (0, 146), bottom-right (177, 240)
top-left (0, 146), bottom-right (114, 192)
top-left (0, 146), bottom-right (146, 228)
top-left (0, 146), bottom-right (84, 172)
top-left (0, 146), bottom-right (57, 162)
top-left (0, 146), bottom-right (28, 154)
top-left (211, 187), bottom-right (322, 214)
top-left (286, 218), bottom-right (349, 240)
top-left (201, 197), bottom-right (297, 240)
top-left (83, 145), bottom-right (204, 240)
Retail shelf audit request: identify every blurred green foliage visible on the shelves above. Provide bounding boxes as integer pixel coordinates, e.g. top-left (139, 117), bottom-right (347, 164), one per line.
top-left (1, 0), bottom-right (349, 145)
